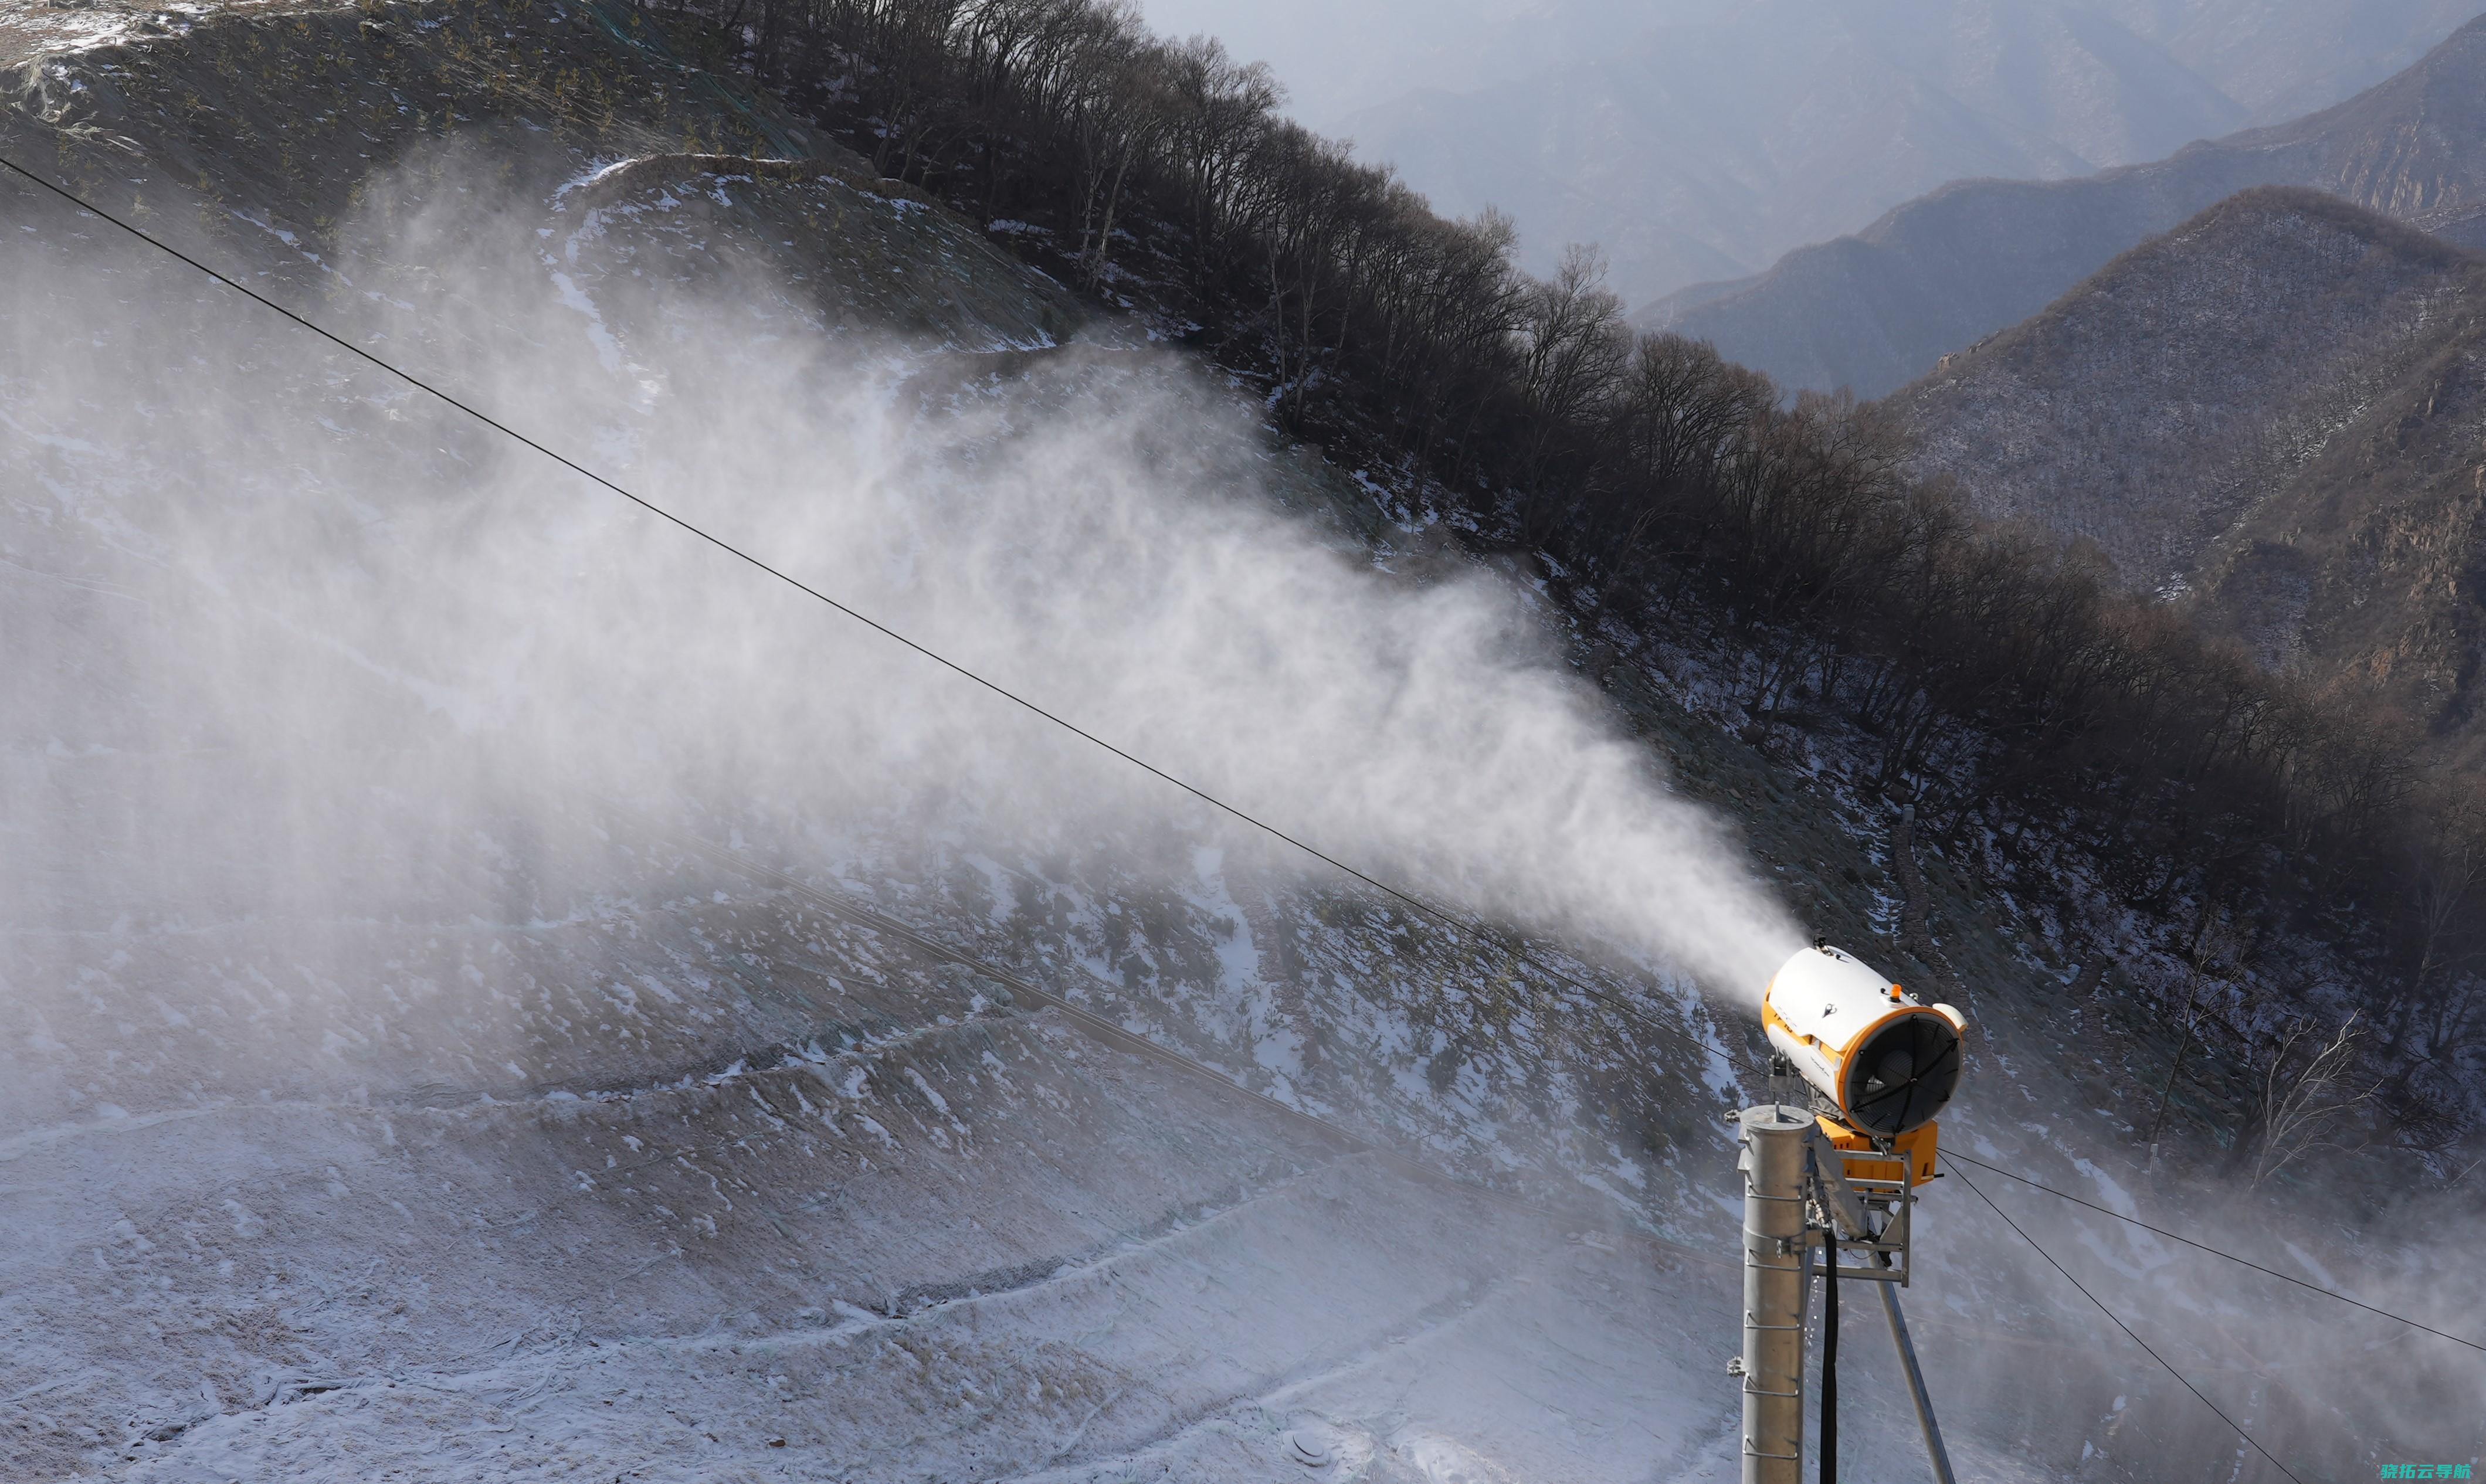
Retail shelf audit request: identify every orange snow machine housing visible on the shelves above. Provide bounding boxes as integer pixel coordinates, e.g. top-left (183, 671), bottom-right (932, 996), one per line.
top-left (1762, 943), bottom-right (1966, 1175)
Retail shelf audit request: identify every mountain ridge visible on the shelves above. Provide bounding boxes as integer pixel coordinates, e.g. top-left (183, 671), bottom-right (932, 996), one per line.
top-left (1338, 0), bottom-right (2248, 304)
top-left (1643, 11), bottom-right (2486, 399)
top-left (1894, 185), bottom-right (2486, 763)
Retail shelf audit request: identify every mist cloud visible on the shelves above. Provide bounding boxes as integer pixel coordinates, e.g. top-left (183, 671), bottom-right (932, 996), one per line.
top-left (1, 164), bottom-right (1803, 1086)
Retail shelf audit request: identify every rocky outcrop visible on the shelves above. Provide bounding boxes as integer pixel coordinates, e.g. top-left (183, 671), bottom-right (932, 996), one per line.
top-left (560, 150), bottom-right (938, 213)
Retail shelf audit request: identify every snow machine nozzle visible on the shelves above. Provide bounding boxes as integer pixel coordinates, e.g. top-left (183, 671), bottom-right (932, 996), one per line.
top-left (1761, 945), bottom-right (1967, 1173)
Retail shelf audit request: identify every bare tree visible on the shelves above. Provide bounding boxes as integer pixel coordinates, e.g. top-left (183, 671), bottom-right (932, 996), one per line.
top-left (2144, 904), bottom-right (2249, 1169)
top-left (1060, 12), bottom-right (1168, 288)
top-left (2248, 1011), bottom-right (2378, 1187)
top-left (1512, 244), bottom-right (1628, 498)
top-left (2392, 801), bottom-right (2486, 1061)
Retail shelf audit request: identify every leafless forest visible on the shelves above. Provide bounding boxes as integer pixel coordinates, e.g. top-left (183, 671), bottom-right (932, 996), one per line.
top-left (662, 0), bottom-right (2482, 1126)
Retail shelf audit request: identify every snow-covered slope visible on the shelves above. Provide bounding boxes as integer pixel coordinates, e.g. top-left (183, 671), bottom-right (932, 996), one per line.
top-left (0, 9), bottom-right (1769, 1478)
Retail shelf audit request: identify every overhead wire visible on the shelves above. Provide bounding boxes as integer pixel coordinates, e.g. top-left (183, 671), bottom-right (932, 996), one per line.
top-left (3, 150), bottom-right (2471, 1373)
top-left (1944, 1155), bottom-right (2307, 1484)
top-left (1943, 1149), bottom-right (2482, 1353)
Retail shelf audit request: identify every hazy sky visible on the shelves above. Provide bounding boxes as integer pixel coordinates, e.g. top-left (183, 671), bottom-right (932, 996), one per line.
top-left (1137, 0), bottom-right (2477, 130)
top-left (1135, 0), bottom-right (2480, 304)
top-left (1135, 0), bottom-right (1690, 132)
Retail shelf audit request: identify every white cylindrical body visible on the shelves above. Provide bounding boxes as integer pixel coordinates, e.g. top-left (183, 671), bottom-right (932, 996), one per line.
top-left (1738, 1103), bottom-right (1810, 1484)
top-left (1763, 946), bottom-right (1967, 1136)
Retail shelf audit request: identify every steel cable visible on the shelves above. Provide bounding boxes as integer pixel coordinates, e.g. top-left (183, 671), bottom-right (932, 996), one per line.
top-left (1946, 1154), bottom-right (2307, 1484)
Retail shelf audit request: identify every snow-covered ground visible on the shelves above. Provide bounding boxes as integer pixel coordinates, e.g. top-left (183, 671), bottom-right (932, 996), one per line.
top-left (2, 932), bottom-right (1731, 1482)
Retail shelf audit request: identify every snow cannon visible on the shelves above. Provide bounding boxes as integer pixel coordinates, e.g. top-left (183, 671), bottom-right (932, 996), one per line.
top-left (1762, 943), bottom-right (1966, 1180)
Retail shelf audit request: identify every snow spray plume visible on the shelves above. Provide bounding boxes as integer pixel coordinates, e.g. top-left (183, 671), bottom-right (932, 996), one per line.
top-left (0, 157), bottom-right (1799, 1120)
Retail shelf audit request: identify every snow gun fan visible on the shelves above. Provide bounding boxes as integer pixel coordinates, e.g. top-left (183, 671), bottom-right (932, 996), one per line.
top-left (1761, 943), bottom-right (1967, 1179)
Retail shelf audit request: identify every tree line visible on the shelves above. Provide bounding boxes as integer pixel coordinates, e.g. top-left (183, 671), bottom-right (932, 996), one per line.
top-left (652, 0), bottom-right (2482, 1090)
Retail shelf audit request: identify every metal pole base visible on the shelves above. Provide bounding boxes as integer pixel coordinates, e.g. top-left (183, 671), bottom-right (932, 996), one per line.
top-left (1739, 1104), bottom-right (1811, 1484)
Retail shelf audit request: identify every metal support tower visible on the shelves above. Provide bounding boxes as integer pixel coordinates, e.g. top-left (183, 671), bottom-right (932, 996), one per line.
top-left (1877, 1281), bottom-right (1956, 1484)
top-left (1738, 1103), bottom-right (1812, 1484)
top-left (1738, 1105), bottom-right (1956, 1484)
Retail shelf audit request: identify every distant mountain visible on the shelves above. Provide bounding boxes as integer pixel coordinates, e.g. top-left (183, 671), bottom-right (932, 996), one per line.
top-left (1894, 187), bottom-right (2486, 762)
top-left (1643, 13), bottom-right (2486, 400)
top-left (1338, 0), bottom-right (2236, 302)
top-left (1306, 0), bottom-right (2475, 307)
top-left (2081, 0), bottom-right (2484, 121)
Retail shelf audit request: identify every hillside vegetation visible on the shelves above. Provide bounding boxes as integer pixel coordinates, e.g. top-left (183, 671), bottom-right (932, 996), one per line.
top-left (1643, 12), bottom-right (2486, 398)
top-left (684, 0), bottom-right (2486, 1089)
